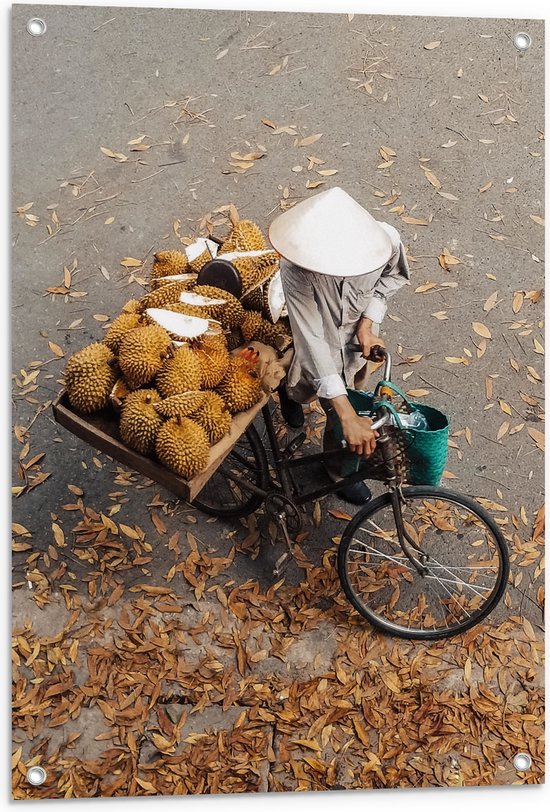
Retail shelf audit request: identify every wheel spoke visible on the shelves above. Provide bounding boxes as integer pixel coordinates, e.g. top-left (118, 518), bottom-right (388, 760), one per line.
top-left (348, 541), bottom-right (414, 571)
top-left (192, 426), bottom-right (267, 518)
top-left (425, 572), bottom-right (472, 620)
top-left (425, 558), bottom-right (496, 597)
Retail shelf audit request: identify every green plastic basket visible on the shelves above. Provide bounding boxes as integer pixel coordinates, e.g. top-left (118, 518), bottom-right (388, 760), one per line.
top-left (334, 381), bottom-right (450, 486)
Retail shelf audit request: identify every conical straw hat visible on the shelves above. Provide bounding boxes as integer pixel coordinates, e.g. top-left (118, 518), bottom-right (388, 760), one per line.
top-left (268, 186), bottom-right (393, 276)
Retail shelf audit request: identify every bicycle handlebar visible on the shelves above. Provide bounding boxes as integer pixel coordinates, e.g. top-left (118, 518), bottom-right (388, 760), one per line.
top-left (349, 343), bottom-right (392, 381)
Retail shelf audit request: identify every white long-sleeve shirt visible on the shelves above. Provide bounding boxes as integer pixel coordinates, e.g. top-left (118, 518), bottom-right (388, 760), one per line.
top-left (279, 222), bottom-right (410, 403)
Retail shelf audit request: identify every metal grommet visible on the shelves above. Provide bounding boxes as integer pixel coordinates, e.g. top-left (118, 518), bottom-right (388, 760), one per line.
top-left (513, 32), bottom-right (532, 51)
top-left (27, 18), bottom-right (47, 37)
top-left (513, 752), bottom-right (532, 771)
top-left (26, 766), bottom-right (47, 786)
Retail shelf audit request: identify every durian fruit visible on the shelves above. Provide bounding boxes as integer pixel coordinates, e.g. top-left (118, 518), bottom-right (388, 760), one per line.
top-left (122, 299), bottom-right (142, 314)
top-left (154, 391), bottom-right (207, 418)
top-left (180, 290), bottom-right (227, 308)
top-left (262, 270), bottom-right (286, 323)
top-left (155, 345), bottom-right (202, 398)
top-left (241, 311), bottom-right (288, 349)
top-left (110, 377), bottom-right (131, 411)
top-left (151, 250), bottom-right (189, 279)
top-left (138, 280), bottom-right (196, 313)
top-left (188, 249), bottom-right (213, 273)
top-left (216, 349), bottom-right (264, 414)
top-left (190, 285), bottom-right (246, 330)
top-left (226, 328), bottom-right (244, 351)
top-left (103, 312), bottom-right (143, 352)
top-left (228, 256), bottom-right (259, 291)
top-left (155, 417), bottom-right (210, 480)
top-left (65, 343), bottom-right (118, 414)
top-left (151, 273), bottom-right (197, 291)
top-left (241, 286), bottom-right (264, 312)
top-left (218, 251), bottom-right (279, 293)
top-left (221, 220), bottom-right (268, 253)
top-left (119, 388), bottom-right (164, 456)
top-left (148, 301), bottom-right (215, 321)
top-left (189, 333), bottom-right (230, 389)
top-left (145, 308), bottom-right (212, 341)
top-left (186, 239), bottom-right (214, 273)
top-left (222, 256), bottom-right (260, 292)
top-left (118, 324), bottom-right (173, 389)
top-left (189, 391), bottom-right (232, 445)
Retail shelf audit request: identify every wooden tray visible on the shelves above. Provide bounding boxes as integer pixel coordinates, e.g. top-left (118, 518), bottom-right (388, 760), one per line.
top-left (52, 342), bottom-right (290, 502)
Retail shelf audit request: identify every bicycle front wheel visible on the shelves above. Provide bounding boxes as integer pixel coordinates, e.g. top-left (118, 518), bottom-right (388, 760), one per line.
top-left (338, 486), bottom-right (510, 640)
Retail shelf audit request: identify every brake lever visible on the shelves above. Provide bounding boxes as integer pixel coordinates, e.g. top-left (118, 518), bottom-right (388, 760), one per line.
top-left (349, 343), bottom-right (386, 363)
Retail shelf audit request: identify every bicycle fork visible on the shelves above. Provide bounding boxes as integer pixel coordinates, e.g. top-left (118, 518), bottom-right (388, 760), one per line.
top-left (377, 415), bottom-right (429, 576)
top-left (388, 485), bottom-right (429, 575)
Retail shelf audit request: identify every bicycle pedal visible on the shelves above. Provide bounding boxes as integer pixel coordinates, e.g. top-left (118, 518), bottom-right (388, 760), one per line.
top-left (282, 432), bottom-right (306, 458)
top-left (273, 551), bottom-right (291, 577)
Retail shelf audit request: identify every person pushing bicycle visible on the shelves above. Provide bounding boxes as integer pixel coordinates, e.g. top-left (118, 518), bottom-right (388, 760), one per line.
top-left (268, 186), bottom-right (410, 505)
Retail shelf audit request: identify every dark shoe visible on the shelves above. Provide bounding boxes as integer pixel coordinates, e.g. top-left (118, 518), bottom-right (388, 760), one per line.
top-left (277, 384), bottom-right (304, 428)
top-left (336, 480), bottom-right (372, 505)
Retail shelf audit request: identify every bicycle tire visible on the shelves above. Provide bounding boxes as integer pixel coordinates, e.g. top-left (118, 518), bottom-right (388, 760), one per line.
top-left (338, 486), bottom-right (510, 640)
top-left (191, 424), bottom-right (269, 518)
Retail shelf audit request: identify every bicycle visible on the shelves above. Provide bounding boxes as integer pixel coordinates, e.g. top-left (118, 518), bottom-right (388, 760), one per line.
top-left (192, 346), bottom-right (510, 640)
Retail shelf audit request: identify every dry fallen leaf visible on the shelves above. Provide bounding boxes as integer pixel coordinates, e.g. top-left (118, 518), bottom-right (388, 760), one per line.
top-left (415, 282), bottom-right (438, 293)
top-left (527, 428), bottom-right (544, 451)
top-left (402, 215), bottom-right (429, 226)
top-left (438, 253), bottom-right (462, 270)
top-left (48, 341), bottom-right (64, 358)
top-left (512, 291), bottom-right (524, 313)
top-left (483, 291), bottom-right (499, 312)
top-left (424, 169), bottom-right (442, 189)
top-left (298, 133), bottom-right (323, 147)
top-left (472, 322), bottom-right (492, 339)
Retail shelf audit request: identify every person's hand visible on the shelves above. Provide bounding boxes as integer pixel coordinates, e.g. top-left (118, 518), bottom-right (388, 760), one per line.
top-left (356, 317), bottom-right (385, 360)
top-left (341, 413), bottom-right (378, 458)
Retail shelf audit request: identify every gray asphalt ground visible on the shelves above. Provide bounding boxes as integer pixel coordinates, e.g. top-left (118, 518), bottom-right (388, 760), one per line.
top-left (11, 4), bottom-right (544, 794)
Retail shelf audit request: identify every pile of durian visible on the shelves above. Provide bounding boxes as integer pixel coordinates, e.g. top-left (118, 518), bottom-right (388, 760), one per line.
top-left (63, 218), bottom-right (291, 482)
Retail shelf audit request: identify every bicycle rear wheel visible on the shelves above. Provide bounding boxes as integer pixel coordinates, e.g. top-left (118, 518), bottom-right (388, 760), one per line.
top-left (191, 424), bottom-right (269, 518)
top-left (338, 486), bottom-right (509, 640)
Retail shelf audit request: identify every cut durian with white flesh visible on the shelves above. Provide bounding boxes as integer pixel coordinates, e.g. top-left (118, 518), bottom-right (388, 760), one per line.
top-left (265, 270), bottom-right (286, 323)
top-left (145, 308), bottom-right (211, 339)
top-left (152, 273), bottom-right (197, 286)
top-left (179, 291), bottom-right (228, 307)
top-left (171, 327), bottom-right (220, 347)
top-left (204, 238), bottom-right (219, 258)
top-left (218, 249), bottom-right (275, 262)
top-left (185, 238), bottom-right (219, 262)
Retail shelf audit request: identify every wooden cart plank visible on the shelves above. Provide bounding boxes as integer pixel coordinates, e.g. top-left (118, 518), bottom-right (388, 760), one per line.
top-left (53, 393), bottom-right (193, 500)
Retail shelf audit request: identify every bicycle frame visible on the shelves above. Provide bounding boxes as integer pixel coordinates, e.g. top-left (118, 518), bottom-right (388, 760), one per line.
top-left (218, 346), bottom-right (431, 576)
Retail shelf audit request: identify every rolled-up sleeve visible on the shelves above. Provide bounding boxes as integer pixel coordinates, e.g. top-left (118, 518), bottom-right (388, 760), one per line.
top-left (280, 261), bottom-right (347, 400)
top-left (362, 223), bottom-right (410, 323)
